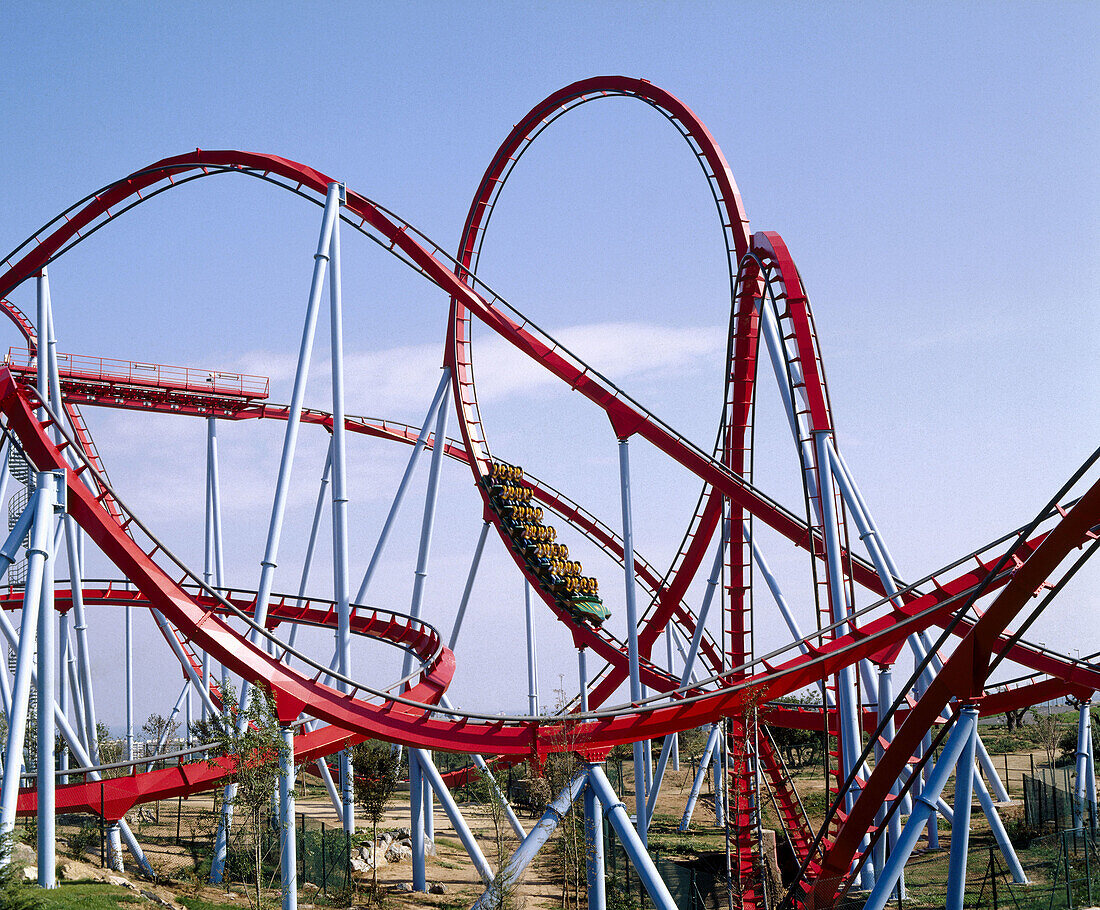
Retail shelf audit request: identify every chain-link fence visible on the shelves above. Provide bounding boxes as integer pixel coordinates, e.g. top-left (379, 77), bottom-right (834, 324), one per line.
top-left (1024, 771), bottom-right (1096, 832)
top-left (44, 782), bottom-right (354, 898)
top-left (603, 819), bottom-right (727, 910)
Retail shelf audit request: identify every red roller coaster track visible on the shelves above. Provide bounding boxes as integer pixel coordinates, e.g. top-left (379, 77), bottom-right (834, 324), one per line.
top-left (0, 76), bottom-right (1095, 907)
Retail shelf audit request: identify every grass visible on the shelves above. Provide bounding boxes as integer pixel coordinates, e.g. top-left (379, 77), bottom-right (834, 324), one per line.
top-left (645, 814), bottom-right (729, 856)
top-left (31, 882), bottom-right (242, 910)
top-left (38, 882), bottom-right (146, 910)
top-left (177, 896), bottom-right (242, 910)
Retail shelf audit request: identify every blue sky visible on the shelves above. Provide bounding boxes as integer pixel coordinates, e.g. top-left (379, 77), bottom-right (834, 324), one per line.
top-left (1, 2), bottom-right (1097, 731)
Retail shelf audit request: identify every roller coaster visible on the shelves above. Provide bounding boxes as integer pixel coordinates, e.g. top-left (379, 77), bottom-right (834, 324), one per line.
top-left (0, 75), bottom-right (1096, 910)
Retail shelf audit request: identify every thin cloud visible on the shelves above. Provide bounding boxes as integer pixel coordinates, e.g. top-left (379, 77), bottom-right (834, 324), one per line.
top-left (235, 320), bottom-right (726, 416)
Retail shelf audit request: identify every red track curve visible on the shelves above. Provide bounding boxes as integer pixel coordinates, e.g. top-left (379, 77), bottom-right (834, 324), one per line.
top-left (0, 79), bottom-right (1092, 904)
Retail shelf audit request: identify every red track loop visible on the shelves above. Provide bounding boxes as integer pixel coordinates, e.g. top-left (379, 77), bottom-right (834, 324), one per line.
top-left (0, 84), bottom-right (1093, 908)
top-left (3, 369), bottom-right (1094, 759)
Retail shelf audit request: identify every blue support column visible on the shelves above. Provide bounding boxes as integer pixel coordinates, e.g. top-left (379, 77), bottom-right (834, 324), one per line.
top-left (325, 183), bottom-right (355, 833)
top-left (57, 611), bottom-right (68, 784)
top-left (416, 750), bottom-right (493, 882)
top-left (665, 627), bottom-right (679, 772)
top-left (401, 369), bottom-right (451, 682)
top-left (680, 724), bottom-right (721, 831)
top-left (0, 583), bottom-right (153, 877)
top-left (946, 710), bottom-right (979, 910)
top-left (0, 492), bottom-right (46, 843)
top-left (1086, 713), bottom-right (1098, 829)
top-left (585, 780), bottom-right (606, 910)
top-left (446, 520), bottom-right (490, 652)
top-left (657, 528), bottom-right (728, 828)
top-left (409, 750), bottom-right (426, 891)
top-left (587, 764), bottom-right (676, 910)
top-left (973, 770), bottom-right (1028, 883)
top-left (423, 770), bottom-right (434, 844)
top-left (916, 675), bottom-right (939, 850)
top-left (872, 666), bottom-right (904, 900)
top-left (284, 442), bottom-right (331, 661)
top-left (862, 709), bottom-right (979, 910)
top-left (830, 441), bottom-right (1010, 807)
top-left (279, 726), bottom-right (297, 910)
top-left (355, 370), bottom-right (450, 603)
top-left (214, 179), bottom-right (343, 882)
top-left (36, 472), bottom-right (61, 888)
top-left (616, 437), bottom-right (647, 845)
top-left (472, 768), bottom-right (586, 910)
top-left (812, 432), bottom-right (870, 892)
top-left (711, 744), bottom-right (725, 828)
top-left (1075, 702), bottom-right (1091, 828)
top-left (524, 581), bottom-right (539, 715)
top-left (578, 647), bottom-right (589, 712)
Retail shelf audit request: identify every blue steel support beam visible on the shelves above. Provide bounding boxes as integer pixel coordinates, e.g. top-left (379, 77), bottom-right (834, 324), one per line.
top-left (355, 370), bottom-right (450, 603)
top-left (446, 520), bottom-right (490, 652)
top-left (0, 491), bottom-right (47, 844)
top-left (616, 438), bottom-right (647, 845)
top-left (212, 180), bottom-right (343, 883)
top-left (946, 710), bottom-right (979, 910)
top-left (680, 724), bottom-right (721, 831)
top-left (325, 183), bottom-right (355, 833)
top-left (280, 726), bottom-right (297, 910)
top-left (0, 576), bottom-right (152, 877)
top-left (585, 780), bottom-right (606, 910)
top-left (403, 372), bottom-right (451, 855)
top-left (1076, 702), bottom-right (1091, 828)
top-left (285, 440), bottom-right (332, 660)
top-left (472, 768), bottom-right (587, 910)
top-left (830, 442), bottom-right (1009, 806)
top-left (416, 750), bottom-right (493, 883)
top-left (524, 582), bottom-right (539, 715)
top-left (862, 710), bottom-right (979, 910)
top-left (1087, 717), bottom-right (1098, 829)
top-left (409, 751), bottom-right (426, 891)
top-left (973, 769), bottom-right (1028, 884)
top-left (36, 472), bottom-right (61, 889)
top-left (588, 765), bottom-right (676, 910)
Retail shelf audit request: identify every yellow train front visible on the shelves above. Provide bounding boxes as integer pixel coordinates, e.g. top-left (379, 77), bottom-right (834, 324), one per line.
top-left (484, 462), bottom-right (611, 628)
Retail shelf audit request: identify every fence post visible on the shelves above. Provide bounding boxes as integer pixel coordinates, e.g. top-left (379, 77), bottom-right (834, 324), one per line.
top-left (989, 844), bottom-right (998, 910)
top-left (321, 821), bottom-right (327, 894)
top-left (1085, 829), bottom-right (1093, 905)
top-left (100, 781), bottom-right (105, 867)
top-left (625, 847), bottom-right (632, 910)
top-left (1064, 830), bottom-right (1073, 909)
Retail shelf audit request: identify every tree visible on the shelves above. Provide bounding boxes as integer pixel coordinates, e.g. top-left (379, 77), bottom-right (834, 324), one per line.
top-left (141, 712), bottom-right (180, 765)
top-left (352, 740), bottom-right (402, 904)
top-left (1058, 723), bottom-right (1099, 766)
top-left (1031, 707), bottom-right (1063, 771)
top-left (1005, 707), bottom-right (1029, 732)
top-left (769, 693), bottom-right (825, 768)
top-left (96, 721), bottom-right (122, 765)
top-left (202, 685), bottom-right (288, 910)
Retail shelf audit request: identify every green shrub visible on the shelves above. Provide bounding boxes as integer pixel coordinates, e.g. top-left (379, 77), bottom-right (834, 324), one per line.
top-left (68, 823), bottom-right (100, 858)
top-left (0, 834), bottom-right (45, 910)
